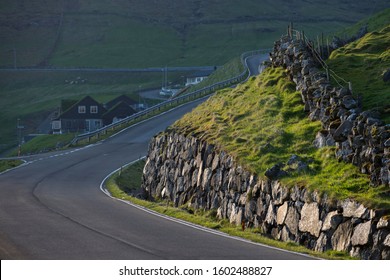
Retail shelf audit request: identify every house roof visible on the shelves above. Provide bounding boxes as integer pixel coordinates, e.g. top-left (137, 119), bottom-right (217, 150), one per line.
top-left (103, 101), bottom-right (136, 121)
top-left (105, 95), bottom-right (137, 109)
top-left (59, 96), bottom-right (106, 119)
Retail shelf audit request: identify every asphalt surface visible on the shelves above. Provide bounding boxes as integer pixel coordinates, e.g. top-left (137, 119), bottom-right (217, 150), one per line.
top-left (0, 55), bottom-right (314, 260)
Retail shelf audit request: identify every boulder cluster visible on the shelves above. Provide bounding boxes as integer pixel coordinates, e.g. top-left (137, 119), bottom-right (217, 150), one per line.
top-left (270, 35), bottom-right (389, 188)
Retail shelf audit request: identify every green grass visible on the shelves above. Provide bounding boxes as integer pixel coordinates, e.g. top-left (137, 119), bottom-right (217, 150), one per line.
top-left (0, 159), bottom-right (24, 173)
top-left (7, 134), bottom-right (76, 156)
top-left (327, 23), bottom-right (390, 123)
top-left (115, 160), bottom-right (145, 194)
top-left (334, 8), bottom-right (390, 38)
top-left (1, 0), bottom-right (389, 68)
top-left (173, 67), bottom-right (390, 210)
top-left (105, 159), bottom-right (355, 259)
top-left (186, 56), bottom-right (245, 93)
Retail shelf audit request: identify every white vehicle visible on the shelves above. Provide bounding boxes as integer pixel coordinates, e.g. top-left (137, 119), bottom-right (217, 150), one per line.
top-left (159, 87), bottom-right (174, 96)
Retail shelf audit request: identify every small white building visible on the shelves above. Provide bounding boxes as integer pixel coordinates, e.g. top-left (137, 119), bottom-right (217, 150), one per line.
top-left (185, 70), bottom-right (214, 86)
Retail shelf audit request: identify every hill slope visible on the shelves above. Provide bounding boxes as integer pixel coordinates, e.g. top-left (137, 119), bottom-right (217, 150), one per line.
top-left (1, 0), bottom-right (390, 68)
top-left (327, 10), bottom-right (390, 123)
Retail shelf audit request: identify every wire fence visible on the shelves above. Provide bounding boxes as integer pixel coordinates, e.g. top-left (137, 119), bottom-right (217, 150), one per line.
top-left (288, 26), bottom-right (351, 90)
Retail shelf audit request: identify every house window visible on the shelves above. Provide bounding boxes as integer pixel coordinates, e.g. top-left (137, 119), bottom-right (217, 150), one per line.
top-left (90, 106), bottom-right (98, 114)
top-left (52, 120), bottom-right (61, 130)
top-left (78, 106), bottom-right (86, 114)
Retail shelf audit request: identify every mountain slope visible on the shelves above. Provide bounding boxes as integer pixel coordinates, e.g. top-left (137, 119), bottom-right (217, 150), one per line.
top-left (1, 0), bottom-right (389, 68)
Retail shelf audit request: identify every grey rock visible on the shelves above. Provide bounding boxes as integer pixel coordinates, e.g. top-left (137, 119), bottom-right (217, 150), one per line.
top-left (201, 168), bottom-right (212, 191)
top-left (265, 163), bottom-right (288, 180)
top-left (276, 202), bottom-right (289, 225)
top-left (265, 202), bottom-right (276, 225)
top-left (284, 207), bottom-right (299, 237)
top-left (271, 181), bottom-right (289, 205)
top-left (210, 193), bottom-right (219, 209)
top-left (322, 211), bottom-right (343, 232)
top-left (176, 176), bottom-right (185, 193)
top-left (340, 199), bottom-right (370, 219)
top-left (245, 200), bottom-right (257, 218)
top-left (315, 233), bottom-right (330, 252)
top-left (342, 95), bottom-right (358, 109)
top-left (377, 217), bottom-right (390, 229)
top-left (229, 203), bottom-right (238, 224)
top-left (280, 226), bottom-right (292, 242)
top-left (351, 221), bottom-right (372, 246)
top-left (236, 207), bottom-right (244, 226)
top-left (313, 131), bottom-right (336, 148)
top-left (333, 120), bottom-right (353, 142)
top-left (331, 220), bottom-right (353, 252)
top-left (299, 202), bottom-right (322, 237)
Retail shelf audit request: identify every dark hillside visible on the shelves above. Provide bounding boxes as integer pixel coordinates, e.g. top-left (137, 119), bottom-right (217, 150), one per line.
top-left (1, 0), bottom-right (389, 68)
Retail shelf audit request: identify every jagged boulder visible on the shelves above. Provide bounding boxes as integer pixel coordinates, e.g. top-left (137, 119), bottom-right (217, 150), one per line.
top-left (299, 202), bottom-right (322, 237)
top-left (351, 221), bottom-right (372, 246)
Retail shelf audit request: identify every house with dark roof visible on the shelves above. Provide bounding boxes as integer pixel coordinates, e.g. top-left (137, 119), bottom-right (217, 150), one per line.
top-left (51, 95), bottom-right (138, 134)
top-left (104, 95), bottom-right (137, 110)
top-left (52, 96), bottom-right (106, 134)
top-left (103, 101), bottom-right (137, 125)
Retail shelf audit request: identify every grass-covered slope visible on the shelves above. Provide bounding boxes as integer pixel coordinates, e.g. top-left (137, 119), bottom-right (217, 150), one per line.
top-left (173, 67), bottom-right (389, 209)
top-left (335, 8), bottom-right (390, 37)
top-left (1, 0), bottom-right (389, 68)
top-left (327, 20), bottom-right (390, 123)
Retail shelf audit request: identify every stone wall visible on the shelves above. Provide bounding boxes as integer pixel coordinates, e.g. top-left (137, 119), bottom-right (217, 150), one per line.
top-left (141, 35), bottom-right (390, 259)
top-left (270, 35), bottom-right (389, 188)
top-left (142, 132), bottom-right (390, 259)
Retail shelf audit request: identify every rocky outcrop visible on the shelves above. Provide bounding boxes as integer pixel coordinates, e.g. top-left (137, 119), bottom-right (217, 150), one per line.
top-left (142, 132), bottom-right (390, 259)
top-left (270, 35), bottom-right (389, 188)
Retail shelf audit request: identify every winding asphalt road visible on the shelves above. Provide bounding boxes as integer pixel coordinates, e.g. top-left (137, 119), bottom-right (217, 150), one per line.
top-left (0, 55), bottom-right (314, 260)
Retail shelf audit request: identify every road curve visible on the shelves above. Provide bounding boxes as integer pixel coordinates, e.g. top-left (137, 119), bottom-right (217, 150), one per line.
top-left (0, 56), bottom-right (314, 260)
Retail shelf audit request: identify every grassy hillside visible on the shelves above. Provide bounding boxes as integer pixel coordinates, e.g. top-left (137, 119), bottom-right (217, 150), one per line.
top-left (1, 0), bottom-right (389, 68)
top-left (173, 67), bottom-right (389, 209)
top-left (327, 21), bottom-right (390, 123)
top-left (334, 8), bottom-right (390, 37)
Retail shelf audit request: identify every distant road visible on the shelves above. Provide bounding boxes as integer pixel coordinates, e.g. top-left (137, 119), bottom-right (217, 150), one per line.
top-left (246, 53), bottom-right (269, 76)
top-left (0, 66), bottom-right (217, 73)
top-left (138, 53), bottom-right (269, 100)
